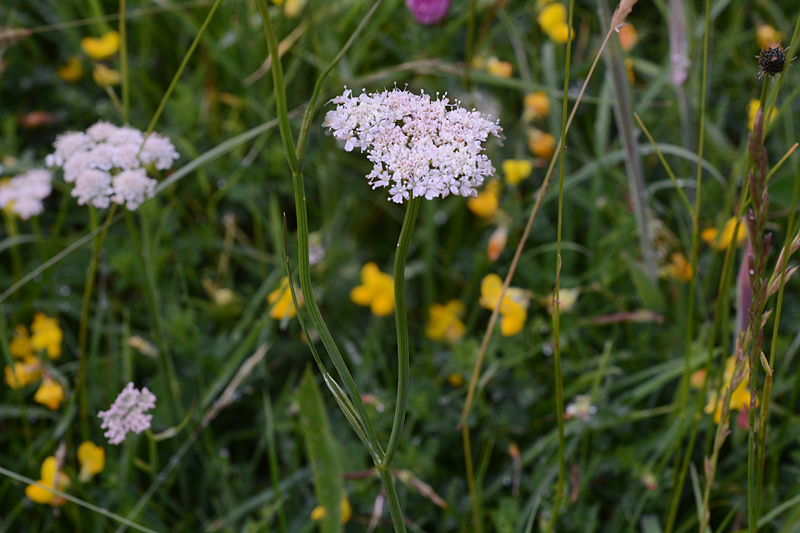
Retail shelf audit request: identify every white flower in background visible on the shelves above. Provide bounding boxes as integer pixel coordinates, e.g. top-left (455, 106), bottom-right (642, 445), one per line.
top-left (98, 382), bottom-right (157, 445)
top-left (323, 87), bottom-right (501, 203)
top-left (46, 121), bottom-right (179, 210)
top-left (0, 169), bottom-right (53, 220)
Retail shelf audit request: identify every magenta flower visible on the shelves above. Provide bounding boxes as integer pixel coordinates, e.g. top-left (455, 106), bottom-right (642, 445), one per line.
top-left (406, 0), bottom-right (452, 25)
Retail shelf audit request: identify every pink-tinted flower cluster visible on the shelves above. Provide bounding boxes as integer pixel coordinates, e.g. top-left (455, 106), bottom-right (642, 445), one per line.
top-left (0, 169), bottom-right (53, 219)
top-left (323, 88), bottom-right (501, 204)
top-left (46, 122), bottom-right (179, 210)
top-left (406, 0), bottom-right (451, 25)
top-left (98, 382), bottom-right (157, 445)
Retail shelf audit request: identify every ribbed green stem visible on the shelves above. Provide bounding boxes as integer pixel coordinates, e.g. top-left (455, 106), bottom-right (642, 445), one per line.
top-left (382, 196), bottom-right (420, 468)
top-left (379, 468), bottom-right (408, 533)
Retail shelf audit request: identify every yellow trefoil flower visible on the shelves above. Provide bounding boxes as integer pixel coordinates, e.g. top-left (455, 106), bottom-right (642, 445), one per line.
top-left (4, 357), bottom-right (41, 390)
top-left (25, 456), bottom-right (70, 506)
top-left (756, 24), bottom-right (783, 50)
top-left (310, 497), bottom-right (352, 524)
top-left (467, 180), bottom-right (500, 218)
top-left (486, 57), bottom-right (513, 78)
top-left (9, 324), bottom-right (34, 359)
top-left (523, 91), bottom-right (550, 122)
top-left (81, 31), bottom-right (120, 60)
top-left (34, 377), bottom-right (64, 411)
top-left (663, 252), bottom-right (693, 283)
top-left (57, 56), bottom-right (85, 83)
top-left (704, 356), bottom-right (758, 423)
top-left (549, 287), bottom-right (579, 314)
top-left (701, 217), bottom-right (748, 251)
top-left (527, 129), bottom-right (556, 159)
top-left (502, 159), bottom-right (533, 186)
top-left (350, 263), bottom-right (394, 317)
top-left (479, 273), bottom-right (528, 336)
top-left (747, 99), bottom-right (777, 131)
top-left (268, 277), bottom-right (301, 319)
top-left (30, 312), bottom-right (62, 360)
top-left (77, 441), bottom-right (105, 482)
top-left (93, 64), bottom-right (121, 88)
top-left (426, 300), bottom-right (467, 343)
top-left (537, 3), bottom-right (574, 44)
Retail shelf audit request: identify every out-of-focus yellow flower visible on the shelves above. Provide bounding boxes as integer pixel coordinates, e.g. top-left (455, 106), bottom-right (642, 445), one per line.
top-left (77, 441), bottom-right (105, 482)
top-left (527, 129), bottom-right (556, 159)
top-left (4, 357), bottom-right (41, 390)
top-left (747, 99), bottom-right (777, 131)
top-left (552, 288), bottom-right (579, 314)
top-left (310, 497), bottom-right (351, 524)
top-left (486, 57), bottom-right (513, 78)
top-left (617, 24), bottom-right (638, 52)
top-left (30, 313), bottom-right (62, 360)
top-left (664, 252), bottom-right (693, 282)
top-left (447, 372), bottom-right (465, 387)
top-left (467, 180), bottom-right (500, 218)
top-left (57, 56), bottom-right (85, 83)
top-left (690, 368), bottom-right (706, 390)
top-left (10, 325), bottom-right (34, 359)
top-left (479, 273), bottom-right (528, 336)
top-left (81, 31), bottom-right (120, 60)
top-left (93, 64), bottom-right (121, 88)
top-left (502, 159), bottom-right (533, 186)
top-left (25, 456), bottom-right (70, 506)
top-left (523, 91), bottom-right (550, 122)
top-left (625, 57), bottom-right (635, 84)
top-left (536, 0), bottom-right (555, 8)
top-left (268, 277), bottom-right (301, 319)
top-left (271, 0), bottom-right (305, 18)
top-left (757, 24), bottom-right (784, 50)
top-left (704, 356), bottom-right (758, 423)
top-left (34, 377), bottom-right (64, 411)
top-left (538, 4), bottom-right (574, 44)
top-left (701, 217), bottom-right (747, 251)
top-left (350, 262), bottom-right (394, 317)
top-left (426, 300), bottom-right (467, 342)
top-left (487, 224), bottom-right (508, 262)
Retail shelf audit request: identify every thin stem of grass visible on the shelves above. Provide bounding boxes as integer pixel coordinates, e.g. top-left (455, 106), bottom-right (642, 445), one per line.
top-left (120, 0), bottom-right (129, 123)
top-left (383, 196), bottom-right (420, 469)
top-left (76, 205), bottom-right (100, 439)
top-left (664, 0), bottom-right (711, 528)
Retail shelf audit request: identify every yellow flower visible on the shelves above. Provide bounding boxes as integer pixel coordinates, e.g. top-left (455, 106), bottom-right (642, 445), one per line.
top-left (479, 273), bottom-right (528, 336)
top-left (57, 56), bottom-right (85, 83)
top-left (502, 159), bottom-right (533, 186)
top-left (310, 497), bottom-right (351, 524)
top-left (527, 129), bottom-right (556, 159)
top-left (25, 456), bottom-right (70, 506)
top-left (523, 91), bottom-right (550, 122)
top-left (271, 0), bottom-right (305, 18)
top-left (547, 23), bottom-right (574, 44)
top-left (350, 263), bottom-right (394, 317)
top-left (747, 99), bottom-right (777, 131)
top-left (81, 31), bottom-right (120, 60)
top-left (617, 24), bottom-right (638, 52)
top-left (664, 252), bottom-right (693, 282)
top-left (4, 357), bottom-right (41, 390)
top-left (625, 57), bottom-right (635, 84)
top-left (30, 313), bottom-right (62, 360)
top-left (467, 180), bottom-right (500, 218)
top-left (690, 369), bottom-right (706, 390)
top-left (10, 324), bottom-right (34, 359)
top-left (34, 377), bottom-right (64, 411)
top-left (93, 64), bottom-right (121, 88)
top-left (538, 3), bottom-right (566, 32)
top-left (704, 356), bottom-right (759, 423)
top-left (426, 300), bottom-right (467, 342)
top-left (268, 277), bottom-right (300, 319)
top-left (77, 441), bottom-right (105, 482)
top-left (552, 288), bottom-right (579, 314)
top-left (701, 217), bottom-right (747, 251)
top-left (756, 24), bottom-right (783, 50)
top-left (447, 372), bottom-right (465, 387)
top-left (486, 57), bottom-right (513, 78)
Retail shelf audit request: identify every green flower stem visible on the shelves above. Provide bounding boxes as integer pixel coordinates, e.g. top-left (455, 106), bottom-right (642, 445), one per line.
top-left (379, 468), bottom-right (408, 533)
top-left (382, 196), bottom-right (420, 469)
top-left (3, 211), bottom-right (22, 282)
top-left (76, 205), bottom-right (101, 439)
top-left (120, 0), bottom-right (129, 124)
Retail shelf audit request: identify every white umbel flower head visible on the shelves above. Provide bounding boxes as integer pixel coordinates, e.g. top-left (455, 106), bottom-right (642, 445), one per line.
top-left (47, 121), bottom-right (179, 210)
top-left (323, 87), bottom-right (501, 203)
top-left (0, 169), bottom-right (53, 220)
top-left (98, 382), bottom-right (157, 445)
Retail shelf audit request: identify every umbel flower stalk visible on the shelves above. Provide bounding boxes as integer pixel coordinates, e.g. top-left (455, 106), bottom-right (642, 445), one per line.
top-left (257, 1), bottom-right (500, 530)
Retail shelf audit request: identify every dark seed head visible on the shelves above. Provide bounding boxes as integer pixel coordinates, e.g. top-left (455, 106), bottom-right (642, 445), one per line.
top-left (757, 44), bottom-right (787, 78)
